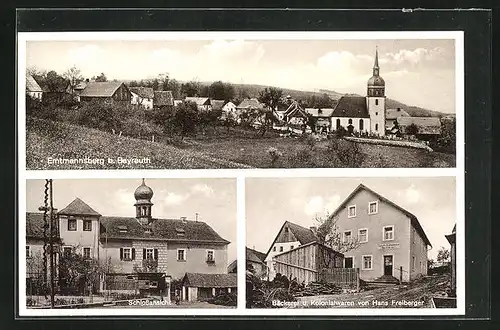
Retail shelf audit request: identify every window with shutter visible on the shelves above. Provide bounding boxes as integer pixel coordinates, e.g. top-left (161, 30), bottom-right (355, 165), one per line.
top-left (120, 248), bottom-right (123, 260)
top-left (132, 248), bottom-right (136, 260)
top-left (154, 249), bottom-right (158, 260)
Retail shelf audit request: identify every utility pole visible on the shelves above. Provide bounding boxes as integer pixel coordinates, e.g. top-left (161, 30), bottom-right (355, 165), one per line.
top-left (39, 179), bottom-right (56, 308)
top-left (48, 179), bottom-right (55, 308)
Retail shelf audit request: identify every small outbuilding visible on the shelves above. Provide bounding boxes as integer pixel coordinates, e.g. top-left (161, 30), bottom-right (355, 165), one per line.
top-left (181, 272), bottom-right (237, 302)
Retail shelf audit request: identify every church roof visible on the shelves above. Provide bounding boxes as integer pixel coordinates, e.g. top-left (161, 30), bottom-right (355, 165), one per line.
top-left (58, 198), bottom-right (101, 216)
top-left (332, 95), bottom-right (370, 118)
top-left (99, 216), bottom-right (229, 244)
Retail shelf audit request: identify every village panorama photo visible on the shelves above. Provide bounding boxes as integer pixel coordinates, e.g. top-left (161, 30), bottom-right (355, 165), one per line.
top-left (21, 178), bottom-right (237, 312)
top-left (245, 177), bottom-right (459, 310)
top-left (20, 33), bottom-right (459, 170)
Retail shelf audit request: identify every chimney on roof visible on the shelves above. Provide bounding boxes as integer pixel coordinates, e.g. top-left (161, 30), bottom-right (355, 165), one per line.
top-left (195, 213), bottom-right (199, 222)
top-left (310, 226), bottom-right (317, 235)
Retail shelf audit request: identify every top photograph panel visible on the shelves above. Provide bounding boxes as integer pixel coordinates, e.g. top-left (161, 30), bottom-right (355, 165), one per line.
top-left (19, 32), bottom-right (460, 170)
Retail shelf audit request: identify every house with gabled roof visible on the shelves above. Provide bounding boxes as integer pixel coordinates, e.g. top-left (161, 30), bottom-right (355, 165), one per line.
top-left (385, 108), bottom-right (410, 130)
top-left (25, 179), bottom-right (232, 301)
top-left (264, 221), bottom-right (319, 280)
top-left (26, 75), bottom-right (43, 100)
top-left (79, 81), bottom-right (132, 103)
top-left (396, 116), bottom-right (442, 140)
top-left (130, 86), bottom-right (154, 109)
top-left (319, 184), bottom-right (431, 283)
top-left (185, 97), bottom-right (212, 111)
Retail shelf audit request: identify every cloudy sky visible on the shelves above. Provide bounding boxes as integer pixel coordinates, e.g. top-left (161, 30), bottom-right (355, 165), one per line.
top-left (26, 39), bottom-right (456, 113)
top-left (246, 177), bottom-right (456, 260)
top-left (26, 178), bottom-right (237, 263)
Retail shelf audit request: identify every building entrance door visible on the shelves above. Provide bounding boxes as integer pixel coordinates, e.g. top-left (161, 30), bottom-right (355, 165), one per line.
top-left (344, 257), bottom-right (353, 268)
top-left (384, 255), bottom-right (393, 276)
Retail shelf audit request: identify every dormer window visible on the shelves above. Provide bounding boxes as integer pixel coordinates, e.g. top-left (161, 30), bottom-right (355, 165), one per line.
top-left (118, 225), bottom-right (128, 233)
top-left (175, 228), bottom-right (185, 237)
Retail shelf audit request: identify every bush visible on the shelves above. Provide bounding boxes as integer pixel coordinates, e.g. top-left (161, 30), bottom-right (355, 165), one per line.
top-left (267, 147), bottom-right (282, 167)
top-left (289, 147), bottom-right (315, 167)
top-left (327, 138), bottom-right (365, 168)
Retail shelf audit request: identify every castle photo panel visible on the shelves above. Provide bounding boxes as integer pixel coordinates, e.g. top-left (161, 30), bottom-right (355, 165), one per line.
top-left (22, 178), bottom-right (237, 312)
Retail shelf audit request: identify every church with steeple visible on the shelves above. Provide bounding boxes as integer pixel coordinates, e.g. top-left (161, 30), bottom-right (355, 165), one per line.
top-left (329, 48), bottom-right (387, 136)
top-left (26, 179), bottom-right (236, 303)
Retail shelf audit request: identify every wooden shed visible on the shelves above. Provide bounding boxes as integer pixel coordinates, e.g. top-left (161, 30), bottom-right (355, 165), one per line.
top-left (272, 242), bottom-right (344, 285)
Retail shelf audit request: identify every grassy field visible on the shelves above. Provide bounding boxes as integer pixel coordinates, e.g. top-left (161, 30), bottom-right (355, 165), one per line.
top-left (26, 117), bottom-right (252, 170)
top-left (25, 117), bottom-right (455, 170)
top-left (181, 129), bottom-right (456, 168)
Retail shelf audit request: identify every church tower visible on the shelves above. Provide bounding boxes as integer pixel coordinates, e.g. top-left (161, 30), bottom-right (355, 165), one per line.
top-left (134, 179), bottom-right (154, 226)
top-left (366, 48), bottom-right (386, 136)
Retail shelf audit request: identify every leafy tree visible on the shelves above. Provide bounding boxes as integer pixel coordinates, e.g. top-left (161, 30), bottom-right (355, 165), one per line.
top-left (258, 87), bottom-right (283, 111)
top-left (173, 101), bottom-right (199, 138)
top-left (314, 213), bottom-right (361, 268)
top-left (44, 70), bottom-right (68, 92)
top-left (406, 123), bottom-right (419, 136)
top-left (208, 81), bottom-right (235, 101)
top-left (58, 246), bottom-right (104, 295)
top-left (437, 247), bottom-right (451, 264)
top-left (93, 72), bottom-right (107, 82)
top-left (220, 109), bottom-right (238, 133)
top-left (435, 118), bottom-right (456, 154)
top-left (181, 81), bottom-right (201, 97)
top-left (165, 78), bottom-right (182, 99)
top-left (63, 65), bottom-right (83, 93)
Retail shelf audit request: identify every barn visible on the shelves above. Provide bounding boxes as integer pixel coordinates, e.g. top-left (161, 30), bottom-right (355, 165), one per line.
top-left (79, 81), bottom-right (132, 103)
top-left (181, 272), bottom-right (237, 302)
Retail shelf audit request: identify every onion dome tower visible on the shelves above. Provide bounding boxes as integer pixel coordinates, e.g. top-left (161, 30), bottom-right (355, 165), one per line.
top-left (366, 47), bottom-right (386, 136)
top-left (134, 178), bottom-right (154, 226)
top-left (367, 47), bottom-right (386, 97)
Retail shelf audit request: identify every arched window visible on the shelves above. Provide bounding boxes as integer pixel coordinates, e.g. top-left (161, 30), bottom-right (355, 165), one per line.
top-left (336, 118), bottom-right (341, 129)
top-left (348, 118), bottom-right (353, 125)
top-left (375, 123), bottom-right (378, 131)
top-left (359, 119), bottom-right (364, 131)
top-left (375, 99), bottom-right (379, 105)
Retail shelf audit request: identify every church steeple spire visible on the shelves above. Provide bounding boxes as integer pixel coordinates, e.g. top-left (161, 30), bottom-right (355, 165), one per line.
top-left (373, 46), bottom-right (380, 76)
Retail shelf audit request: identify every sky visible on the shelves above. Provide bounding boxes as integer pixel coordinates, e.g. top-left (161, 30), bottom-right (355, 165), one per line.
top-left (245, 177), bottom-right (456, 260)
top-left (26, 178), bottom-right (237, 263)
top-left (26, 39), bottom-right (456, 113)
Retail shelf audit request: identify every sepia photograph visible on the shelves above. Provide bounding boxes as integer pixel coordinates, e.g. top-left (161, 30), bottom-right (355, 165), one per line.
top-left (245, 177), bottom-right (459, 309)
top-left (22, 178), bottom-right (237, 311)
top-left (21, 34), bottom-right (458, 170)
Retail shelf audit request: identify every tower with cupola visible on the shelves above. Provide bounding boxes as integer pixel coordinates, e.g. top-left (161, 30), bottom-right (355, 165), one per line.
top-left (366, 48), bottom-right (386, 136)
top-left (134, 178), bottom-right (154, 226)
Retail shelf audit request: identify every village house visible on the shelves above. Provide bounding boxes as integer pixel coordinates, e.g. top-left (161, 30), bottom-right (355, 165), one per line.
top-left (395, 116), bottom-right (442, 141)
top-left (153, 91), bottom-right (174, 110)
top-left (264, 221), bottom-right (318, 280)
top-left (283, 100), bottom-right (308, 127)
top-left (385, 108), bottom-right (410, 131)
top-left (185, 97), bottom-right (212, 111)
top-left (25, 179), bottom-right (232, 302)
top-left (78, 81), bottom-right (132, 104)
top-left (26, 75), bottom-right (43, 101)
top-left (72, 80), bottom-right (88, 102)
top-left (445, 224), bottom-right (456, 295)
top-left (321, 184), bottom-right (431, 283)
top-left (236, 98), bottom-right (266, 118)
top-left (305, 108), bottom-right (335, 133)
top-left (130, 87), bottom-right (154, 109)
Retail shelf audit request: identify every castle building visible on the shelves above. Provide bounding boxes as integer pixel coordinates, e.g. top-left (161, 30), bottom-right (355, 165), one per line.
top-left (26, 179), bottom-right (235, 302)
top-left (330, 48), bottom-right (386, 136)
